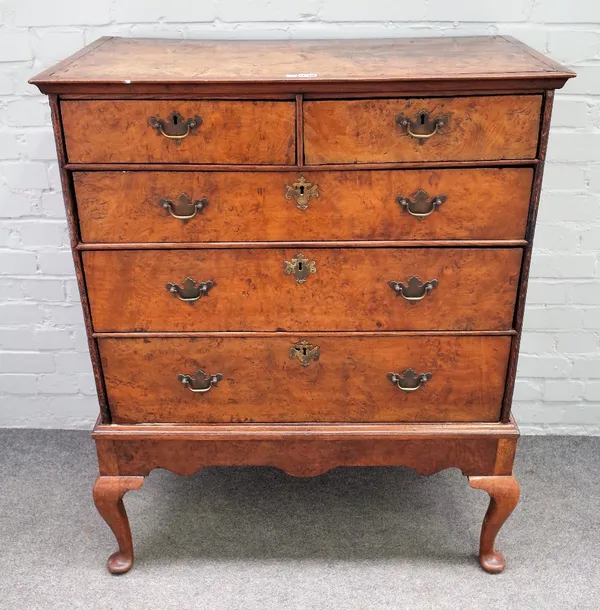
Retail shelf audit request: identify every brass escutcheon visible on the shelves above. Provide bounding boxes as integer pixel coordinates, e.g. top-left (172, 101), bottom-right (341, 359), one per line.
top-left (148, 111), bottom-right (202, 144)
top-left (284, 175), bottom-right (319, 210)
top-left (178, 369), bottom-right (223, 393)
top-left (396, 189), bottom-right (446, 218)
top-left (389, 276), bottom-right (438, 302)
top-left (160, 193), bottom-right (209, 222)
top-left (395, 109), bottom-right (449, 144)
top-left (284, 253), bottom-right (317, 284)
top-left (289, 340), bottom-right (320, 368)
top-left (166, 277), bottom-right (214, 303)
top-left (387, 369), bottom-right (432, 392)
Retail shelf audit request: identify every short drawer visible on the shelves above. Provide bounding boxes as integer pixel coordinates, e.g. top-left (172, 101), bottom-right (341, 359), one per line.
top-left (99, 335), bottom-right (511, 424)
top-left (304, 95), bottom-right (542, 164)
top-left (61, 100), bottom-right (296, 164)
top-left (83, 248), bottom-right (522, 332)
top-left (74, 167), bottom-right (533, 243)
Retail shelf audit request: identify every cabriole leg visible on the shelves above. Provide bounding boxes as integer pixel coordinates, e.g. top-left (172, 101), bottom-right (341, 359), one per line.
top-left (468, 475), bottom-right (520, 574)
top-left (92, 476), bottom-right (145, 574)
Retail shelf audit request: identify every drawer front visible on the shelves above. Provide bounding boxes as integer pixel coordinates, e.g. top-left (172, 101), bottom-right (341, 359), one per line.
top-left (99, 335), bottom-right (511, 424)
top-left (61, 100), bottom-right (296, 164)
top-left (74, 168), bottom-right (533, 243)
top-left (84, 248), bottom-right (522, 332)
top-left (304, 96), bottom-right (542, 164)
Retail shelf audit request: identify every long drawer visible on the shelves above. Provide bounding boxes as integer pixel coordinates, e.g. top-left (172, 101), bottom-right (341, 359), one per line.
top-left (73, 168), bottom-right (533, 243)
top-left (83, 248), bottom-right (522, 332)
top-left (61, 100), bottom-right (296, 164)
top-left (99, 335), bottom-right (512, 424)
top-left (304, 95), bottom-right (542, 164)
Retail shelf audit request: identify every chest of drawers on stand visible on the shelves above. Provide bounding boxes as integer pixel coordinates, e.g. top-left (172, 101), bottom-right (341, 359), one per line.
top-left (31, 36), bottom-right (574, 574)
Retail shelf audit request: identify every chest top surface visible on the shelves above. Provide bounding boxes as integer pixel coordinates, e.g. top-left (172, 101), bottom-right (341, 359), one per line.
top-left (30, 35), bottom-right (574, 95)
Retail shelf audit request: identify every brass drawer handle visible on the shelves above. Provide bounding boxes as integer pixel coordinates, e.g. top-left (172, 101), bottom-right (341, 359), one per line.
top-left (396, 189), bottom-right (446, 218)
top-left (284, 253), bottom-right (317, 284)
top-left (148, 111), bottom-right (202, 142)
top-left (395, 110), bottom-right (449, 143)
top-left (166, 277), bottom-right (214, 302)
top-left (284, 175), bottom-right (319, 210)
top-left (178, 369), bottom-right (223, 393)
top-left (160, 193), bottom-right (209, 221)
top-left (387, 369), bottom-right (432, 392)
top-left (389, 276), bottom-right (438, 302)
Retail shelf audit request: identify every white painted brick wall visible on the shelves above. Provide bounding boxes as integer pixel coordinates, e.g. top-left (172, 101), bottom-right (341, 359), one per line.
top-left (0, 0), bottom-right (599, 433)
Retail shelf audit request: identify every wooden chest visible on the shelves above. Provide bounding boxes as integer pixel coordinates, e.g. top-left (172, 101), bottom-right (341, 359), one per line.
top-left (31, 36), bottom-right (574, 574)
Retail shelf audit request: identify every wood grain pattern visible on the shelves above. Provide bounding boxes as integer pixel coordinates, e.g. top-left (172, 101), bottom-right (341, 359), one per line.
top-left (74, 168), bottom-right (533, 243)
top-left (61, 100), bottom-right (296, 164)
top-left (98, 335), bottom-right (512, 424)
top-left (304, 96), bottom-right (542, 164)
top-left (83, 248), bottom-right (522, 332)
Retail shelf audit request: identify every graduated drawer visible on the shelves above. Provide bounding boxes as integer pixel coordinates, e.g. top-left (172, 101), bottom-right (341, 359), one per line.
top-left (83, 248), bottom-right (522, 332)
top-left (74, 167), bottom-right (533, 243)
top-left (61, 100), bottom-right (296, 164)
top-left (304, 95), bottom-right (542, 164)
top-left (98, 335), bottom-right (512, 424)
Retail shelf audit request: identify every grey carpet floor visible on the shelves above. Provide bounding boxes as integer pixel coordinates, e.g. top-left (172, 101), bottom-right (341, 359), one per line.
top-left (0, 431), bottom-right (598, 610)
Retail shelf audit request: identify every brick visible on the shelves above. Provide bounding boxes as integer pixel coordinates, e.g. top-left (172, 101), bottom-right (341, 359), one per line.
top-left (29, 31), bottom-right (85, 64)
top-left (541, 163), bottom-right (586, 191)
top-left (543, 380), bottom-right (584, 402)
top-left (77, 373), bottom-right (97, 395)
top-left (0, 32), bottom-right (32, 62)
top-left (546, 133), bottom-right (600, 163)
top-left (587, 164), bottom-right (600, 193)
top-left (38, 251), bottom-right (75, 275)
top-left (72, 329), bottom-right (90, 352)
top-left (46, 163), bottom-right (61, 191)
top-left (22, 279), bottom-right (64, 301)
top-left (0, 251), bottom-right (38, 274)
top-left (34, 329), bottom-right (73, 350)
top-left (547, 31), bottom-right (600, 64)
top-left (513, 380), bottom-right (542, 401)
top-left (523, 307), bottom-right (582, 330)
top-left (0, 191), bottom-right (35, 218)
top-left (533, 224), bottom-right (579, 251)
top-left (38, 373), bottom-right (79, 394)
top-left (55, 352), bottom-right (93, 374)
top-left (581, 227), bottom-right (600, 250)
top-left (2, 162), bottom-right (49, 189)
top-left (520, 332), bottom-right (556, 353)
top-left (585, 382), bottom-right (600, 401)
top-left (0, 279), bottom-right (22, 299)
top-left (320, 1), bottom-right (425, 21)
top-left (40, 191), bottom-right (66, 219)
top-left (532, 3), bottom-right (600, 22)
top-left (116, 0), bottom-right (217, 22)
top-left (18, 222), bottom-right (67, 248)
top-left (0, 72), bottom-right (13, 95)
top-left (561, 66), bottom-right (600, 95)
top-left (0, 374), bottom-right (38, 394)
top-left (516, 355), bottom-right (572, 378)
top-left (525, 281), bottom-right (569, 305)
top-left (571, 283), bottom-right (600, 305)
top-left (14, 0), bottom-right (112, 26)
top-left (427, 0), bottom-right (527, 21)
top-left (3, 99), bottom-right (49, 127)
top-left (0, 302), bottom-right (43, 325)
top-left (64, 279), bottom-right (81, 302)
top-left (537, 192), bottom-right (600, 222)
top-left (47, 304), bottom-right (84, 325)
top-left (550, 99), bottom-right (591, 129)
top-left (530, 254), bottom-right (596, 279)
top-left (583, 309), bottom-right (600, 330)
top-left (0, 352), bottom-right (54, 373)
top-left (0, 328), bottom-right (37, 350)
top-left (0, 133), bottom-right (20, 160)
top-left (556, 332), bottom-right (598, 353)
top-left (24, 130), bottom-right (58, 161)
top-left (573, 358), bottom-right (600, 379)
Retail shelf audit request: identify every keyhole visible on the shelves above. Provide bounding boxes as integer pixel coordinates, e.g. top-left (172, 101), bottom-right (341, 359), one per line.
top-left (299, 185), bottom-right (305, 196)
top-left (302, 347), bottom-right (308, 356)
top-left (173, 115), bottom-right (179, 125)
top-left (420, 113), bottom-right (426, 125)
top-left (298, 261), bottom-right (303, 271)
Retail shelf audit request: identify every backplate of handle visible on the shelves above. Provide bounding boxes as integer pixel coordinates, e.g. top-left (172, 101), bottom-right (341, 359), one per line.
top-left (160, 193), bottom-right (208, 221)
top-left (395, 110), bottom-right (449, 144)
top-left (178, 369), bottom-right (223, 393)
top-left (389, 276), bottom-right (438, 302)
top-left (396, 189), bottom-right (446, 218)
top-left (148, 111), bottom-right (202, 142)
top-left (387, 369), bottom-right (432, 392)
top-left (166, 277), bottom-right (214, 302)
